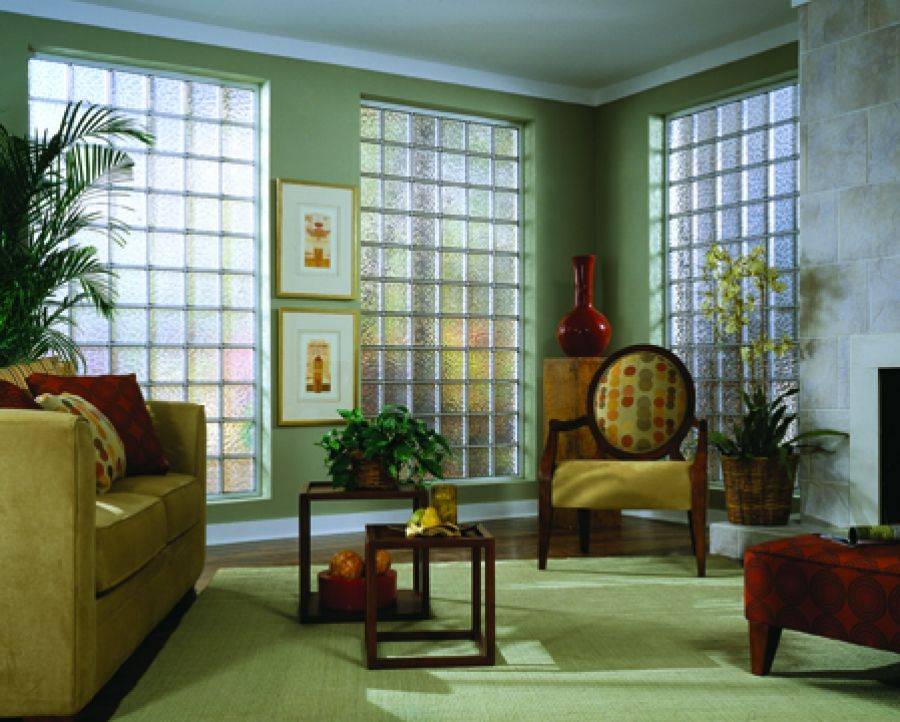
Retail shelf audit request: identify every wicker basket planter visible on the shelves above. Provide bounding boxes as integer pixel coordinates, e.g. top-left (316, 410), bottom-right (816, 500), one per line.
top-left (351, 454), bottom-right (397, 490)
top-left (721, 455), bottom-right (798, 526)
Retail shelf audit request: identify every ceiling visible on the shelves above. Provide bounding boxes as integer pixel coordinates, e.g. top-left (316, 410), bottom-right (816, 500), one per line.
top-left (7, 0), bottom-right (798, 103)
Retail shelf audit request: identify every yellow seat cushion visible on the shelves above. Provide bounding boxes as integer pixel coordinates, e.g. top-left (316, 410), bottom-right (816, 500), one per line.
top-left (95, 492), bottom-right (167, 594)
top-left (552, 459), bottom-right (693, 510)
top-left (114, 473), bottom-right (202, 541)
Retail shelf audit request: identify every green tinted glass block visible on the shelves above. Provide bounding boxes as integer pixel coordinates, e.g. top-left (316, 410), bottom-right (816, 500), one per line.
top-left (468, 383), bottom-right (490, 412)
top-left (384, 247), bottom-right (410, 278)
top-left (441, 383), bottom-right (464, 413)
top-left (440, 119), bottom-right (465, 150)
top-left (384, 316), bottom-right (410, 345)
top-left (467, 318), bottom-right (490, 347)
top-left (494, 351), bottom-right (517, 380)
top-left (440, 251), bottom-right (465, 281)
top-left (383, 111), bottom-right (409, 142)
top-left (412, 351), bottom-right (436, 380)
top-left (440, 285), bottom-right (464, 314)
top-left (441, 351), bottom-right (464, 380)
top-left (493, 383), bottom-right (517, 413)
top-left (468, 447), bottom-right (490, 476)
top-left (468, 156), bottom-right (490, 185)
top-left (493, 446), bottom-right (517, 476)
top-left (468, 350), bottom-right (490, 380)
top-left (360, 315), bottom-right (380, 346)
top-left (360, 142), bottom-right (381, 173)
top-left (467, 286), bottom-right (490, 315)
top-left (360, 107), bottom-right (381, 139)
top-left (440, 318), bottom-right (463, 346)
top-left (440, 219), bottom-right (465, 247)
top-left (493, 127), bottom-right (518, 157)
top-left (467, 124), bottom-right (491, 153)
top-left (467, 254), bottom-right (490, 283)
top-left (223, 421), bottom-right (254, 454)
top-left (468, 222), bottom-right (490, 250)
top-left (383, 283), bottom-right (409, 312)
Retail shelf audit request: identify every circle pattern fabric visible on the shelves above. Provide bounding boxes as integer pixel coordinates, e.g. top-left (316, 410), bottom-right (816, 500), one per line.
top-left (593, 350), bottom-right (688, 453)
top-left (36, 392), bottom-right (126, 492)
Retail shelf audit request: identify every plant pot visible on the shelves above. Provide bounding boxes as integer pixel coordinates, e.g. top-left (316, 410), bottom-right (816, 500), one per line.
top-left (721, 455), bottom-right (798, 525)
top-left (556, 254), bottom-right (612, 357)
top-left (351, 454), bottom-right (397, 490)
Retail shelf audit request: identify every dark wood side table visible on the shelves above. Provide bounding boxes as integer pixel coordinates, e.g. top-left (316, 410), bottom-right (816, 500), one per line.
top-left (364, 523), bottom-right (496, 669)
top-left (298, 482), bottom-right (429, 623)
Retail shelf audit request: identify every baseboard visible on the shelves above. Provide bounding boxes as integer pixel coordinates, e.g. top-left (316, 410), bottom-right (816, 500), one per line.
top-left (206, 498), bottom-right (538, 546)
top-left (622, 508), bottom-right (728, 525)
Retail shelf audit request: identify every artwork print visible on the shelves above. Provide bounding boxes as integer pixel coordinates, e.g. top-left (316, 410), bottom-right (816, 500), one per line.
top-left (299, 204), bottom-right (339, 274)
top-left (299, 331), bottom-right (339, 401)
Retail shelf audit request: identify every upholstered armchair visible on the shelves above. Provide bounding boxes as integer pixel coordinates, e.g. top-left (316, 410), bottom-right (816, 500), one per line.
top-left (538, 344), bottom-right (708, 576)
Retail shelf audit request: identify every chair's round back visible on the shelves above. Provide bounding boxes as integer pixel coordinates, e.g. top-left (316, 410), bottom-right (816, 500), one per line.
top-left (587, 345), bottom-right (695, 458)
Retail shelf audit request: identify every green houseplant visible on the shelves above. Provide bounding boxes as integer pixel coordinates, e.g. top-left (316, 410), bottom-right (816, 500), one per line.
top-left (701, 244), bottom-right (846, 525)
top-left (0, 102), bottom-right (153, 368)
top-left (316, 406), bottom-right (451, 489)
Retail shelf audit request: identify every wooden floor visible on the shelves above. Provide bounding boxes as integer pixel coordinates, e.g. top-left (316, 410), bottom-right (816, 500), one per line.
top-left (64, 514), bottom-right (697, 722)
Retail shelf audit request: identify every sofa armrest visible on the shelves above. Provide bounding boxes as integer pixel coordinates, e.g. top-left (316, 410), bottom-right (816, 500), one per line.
top-left (147, 400), bottom-right (206, 484)
top-left (0, 409), bottom-right (97, 716)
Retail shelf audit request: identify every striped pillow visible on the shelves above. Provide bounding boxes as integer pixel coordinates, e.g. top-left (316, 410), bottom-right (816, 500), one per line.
top-left (0, 358), bottom-right (74, 389)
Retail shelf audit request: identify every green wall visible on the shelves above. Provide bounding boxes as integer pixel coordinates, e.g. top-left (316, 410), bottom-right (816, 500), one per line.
top-left (594, 43), bottom-right (798, 353)
top-left (0, 11), bottom-right (599, 525)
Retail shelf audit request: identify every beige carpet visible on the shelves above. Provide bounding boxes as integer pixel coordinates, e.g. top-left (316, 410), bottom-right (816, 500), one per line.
top-left (112, 556), bottom-right (900, 721)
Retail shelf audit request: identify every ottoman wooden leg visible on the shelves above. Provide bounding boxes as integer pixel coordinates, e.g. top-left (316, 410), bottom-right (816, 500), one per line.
top-left (748, 621), bottom-right (782, 676)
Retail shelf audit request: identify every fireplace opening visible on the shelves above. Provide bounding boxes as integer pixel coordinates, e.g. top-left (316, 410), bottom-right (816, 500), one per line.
top-left (880, 368), bottom-right (900, 524)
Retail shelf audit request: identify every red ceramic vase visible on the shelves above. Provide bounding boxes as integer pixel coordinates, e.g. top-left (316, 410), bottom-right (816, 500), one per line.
top-left (556, 254), bottom-right (612, 357)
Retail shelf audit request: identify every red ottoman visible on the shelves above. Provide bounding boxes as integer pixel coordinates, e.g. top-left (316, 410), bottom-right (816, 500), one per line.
top-left (744, 534), bottom-right (900, 675)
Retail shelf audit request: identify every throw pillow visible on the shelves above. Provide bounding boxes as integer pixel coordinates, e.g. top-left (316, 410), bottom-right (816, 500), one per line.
top-left (0, 357), bottom-right (73, 389)
top-left (35, 392), bottom-right (126, 492)
top-left (0, 380), bottom-right (41, 409)
top-left (26, 373), bottom-right (170, 475)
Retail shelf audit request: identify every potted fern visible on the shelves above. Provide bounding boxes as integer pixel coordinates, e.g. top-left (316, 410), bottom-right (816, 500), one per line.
top-left (701, 244), bottom-right (846, 525)
top-left (0, 102), bottom-right (152, 368)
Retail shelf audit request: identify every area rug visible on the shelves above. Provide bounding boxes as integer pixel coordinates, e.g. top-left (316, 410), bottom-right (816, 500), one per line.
top-left (112, 557), bottom-right (899, 721)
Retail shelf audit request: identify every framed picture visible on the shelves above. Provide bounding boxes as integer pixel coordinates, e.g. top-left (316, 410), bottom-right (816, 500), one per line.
top-left (276, 179), bottom-right (358, 299)
top-left (278, 308), bottom-right (358, 426)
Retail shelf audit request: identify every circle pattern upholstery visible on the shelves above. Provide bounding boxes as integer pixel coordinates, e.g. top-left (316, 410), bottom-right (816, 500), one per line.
top-left (593, 350), bottom-right (689, 453)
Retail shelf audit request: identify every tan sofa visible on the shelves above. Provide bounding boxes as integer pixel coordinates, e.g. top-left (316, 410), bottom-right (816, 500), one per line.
top-left (0, 401), bottom-right (206, 718)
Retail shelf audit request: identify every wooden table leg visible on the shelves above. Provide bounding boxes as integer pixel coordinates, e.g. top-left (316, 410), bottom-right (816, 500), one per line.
top-left (471, 546), bottom-right (481, 640)
top-left (421, 547), bottom-right (431, 616)
top-left (365, 538), bottom-right (378, 668)
top-left (299, 495), bottom-right (311, 621)
top-left (484, 540), bottom-right (495, 664)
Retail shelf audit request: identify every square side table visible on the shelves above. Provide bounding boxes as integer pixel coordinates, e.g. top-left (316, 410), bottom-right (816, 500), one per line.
top-left (364, 523), bottom-right (496, 669)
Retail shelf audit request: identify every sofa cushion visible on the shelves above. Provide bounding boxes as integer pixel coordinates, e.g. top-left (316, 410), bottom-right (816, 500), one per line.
top-left (114, 473), bottom-right (202, 541)
top-left (95, 492), bottom-right (167, 594)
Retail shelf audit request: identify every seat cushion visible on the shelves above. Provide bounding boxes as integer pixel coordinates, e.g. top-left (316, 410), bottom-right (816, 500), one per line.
top-left (114, 473), bottom-right (202, 541)
top-left (552, 459), bottom-right (692, 510)
top-left (95, 492), bottom-right (167, 594)
top-left (744, 534), bottom-right (900, 653)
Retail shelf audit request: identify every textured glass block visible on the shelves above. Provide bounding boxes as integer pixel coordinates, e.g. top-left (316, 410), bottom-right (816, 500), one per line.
top-left (466, 318), bottom-right (489, 348)
top-left (743, 130), bottom-right (766, 165)
top-left (206, 459), bottom-right (222, 494)
top-left (384, 146), bottom-right (409, 176)
top-left (125, 152), bottom-right (148, 189)
top-left (694, 178), bottom-right (715, 210)
top-left (412, 115), bottom-right (436, 147)
top-left (361, 383), bottom-right (379, 415)
top-left (80, 346), bottom-right (110, 375)
top-left (670, 315), bottom-right (690, 345)
top-left (114, 71), bottom-right (149, 110)
top-left (360, 316), bottom-right (380, 347)
top-left (223, 200), bottom-right (253, 234)
top-left (115, 269), bottom-right (148, 304)
top-left (411, 250), bottom-right (435, 279)
top-left (494, 224), bottom-right (517, 252)
top-left (413, 317), bottom-right (436, 345)
top-left (111, 346), bottom-right (147, 381)
top-left (440, 318), bottom-right (464, 346)
top-left (463, 222), bottom-right (486, 250)
top-left (442, 384), bottom-right (464, 412)
top-left (153, 77), bottom-right (186, 114)
top-left (412, 384), bottom-right (437, 414)
top-left (468, 156), bottom-right (491, 185)
top-left (692, 347), bottom-right (717, 379)
top-left (188, 348), bottom-right (220, 382)
top-left (469, 416), bottom-right (490, 445)
top-left (771, 124), bottom-right (795, 159)
top-left (694, 144), bottom-right (715, 176)
top-left (467, 254), bottom-right (490, 284)
top-left (441, 153), bottom-right (465, 183)
top-left (411, 149), bottom-right (437, 180)
top-left (771, 308), bottom-right (796, 340)
top-left (412, 284), bottom-right (436, 314)
top-left (185, 197), bottom-right (220, 233)
top-left (771, 272), bottom-right (795, 307)
top-left (223, 348), bottom-right (253, 382)
top-left (73, 306), bottom-right (110, 345)
top-left (111, 308), bottom-right (148, 344)
top-left (718, 101), bottom-right (742, 135)
top-left (771, 160), bottom-right (796, 196)
top-left (669, 249), bottom-right (691, 281)
top-left (360, 142), bottom-right (381, 173)
top-left (406, 218), bottom-right (432, 248)
top-left (440, 186), bottom-right (465, 216)
top-left (361, 245), bottom-right (381, 277)
top-left (188, 385), bottom-right (220, 419)
top-left (149, 193), bottom-right (185, 229)
top-left (361, 349), bottom-right (380, 379)
top-left (719, 207), bottom-right (741, 241)
top-left (223, 421), bottom-right (254, 454)
top-left (384, 316), bottom-right (410, 345)
top-left (383, 282), bottom-right (409, 312)
top-left (188, 272), bottom-right (221, 306)
top-left (112, 230), bottom-right (147, 266)
top-left (669, 283), bottom-right (691, 314)
top-left (770, 85), bottom-right (796, 124)
top-left (412, 183), bottom-right (437, 213)
top-left (360, 280), bottom-right (380, 311)
top-left (668, 117), bottom-right (692, 149)
top-left (744, 167), bottom-right (767, 201)
top-left (412, 351), bottom-right (436, 380)
top-left (469, 350), bottom-right (490, 380)
top-left (668, 216), bottom-right (691, 247)
top-left (148, 155), bottom-right (185, 192)
top-left (222, 273), bottom-right (254, 308)
top-left (188, 121), bottom-right (220, 157)
top-left (719, 348), bottom-right (743, 381)
top-left (29, 60), bottom-right (68, 100)
top-left (440, 219), bottom-right (464, 247)
top-left (186, 158), bottom-right (219, 194)
top-left (360, 107), bottom-right (380, 139)
top-left (669, 182), bottom-right (692, 214)
top-left (384, 384), bottom-right (409, 408)
top-left (383, 215), bottom-right (408, 245)
top-left (467, 447), bottom-right (488, 477)
top-left (743, 202), bottom-right (766, 237)
top-left (465, 383), bottom-right (487, 413)
top-left (150, 347), bottom-right (185, 383)
top-left (743, 93), bottom-right (768, 129)
top-left (493, 383), bottom-right (517, 413)
top-left (468, 124), bottom-right (491, 153)
top-left (443, 446), bottom-right (464, 477)
top-left (467, 286), bottom-right (490, 315)
top-left (694, 110), bottom-right (716, 143)
top-left (223, 310), bottom-right (254, 344)
top-left (360, 177), bottom-right (381, 208)
top-left (694, 316), bottom-right (714, 345)
top-left (494, 192), bottom-right (517, 221)
top-left (494, 126), bottom-right (518, 157)
top-left (221, 384), bottom-right (252, 418)
top-left (668, 150), bottom-right (691, 182)
top-left (150, 270), bottom-right (185, 306)
top-left (694, 381), bottom-right (716, 416)
top-left (494, 414), bottom-right (517, 445)
top-left (493, 446), bottom-right (517, 476)
top-left (494, 160), bottom-right (517, 189)
top-left (114, 192), bottom-right (147, 229)
top-left (222, 125), bottom-right (253, 161)
top-left (692, 280), bottom-right (712, 314)
top-left (440, 119), bottom-right (465, 149)
top-left (440, 285), bottom-right (464, 314)
top-left (384, 111), bottom-right (409, 142)
top-left (468, 188), bottom-right (490, 218)
top-left (718, 171), bottom-right (741, 206)
top-left (223, 458), bottom-right (254, 493)
top-left (189, 83), bottom-right (221, 120)
top-left (73, 65), bottom-right (109, 104)
top-left (187, 234), bottom-right (219, 269)
top-left (493, 318), bottom-right (517, 348)
top-left (717, 137), bottom-right (741, 171)
top-left (440, 252), bottom-right (465, 281)
top-left (361, 212), bottom-right (381, 244)
top-left (150, 309), bottom-right (186, 344)
top-left (384, 180), bottom-right (409, 211)
top-left (384, 350), bottom-right (408, 381)
top-left (152, 116), bottom-right (186, 153)
top-left (494, 350), bottom-right (517, 379)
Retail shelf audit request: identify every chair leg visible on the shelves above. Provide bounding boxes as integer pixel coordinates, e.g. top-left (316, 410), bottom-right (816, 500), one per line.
top-left (538, 486), bottom-right (552, 570)
top-left (687, 510), bottom-right (696, 555)
top-left (748, 621), bottom-right (782, 675)
top-left (690, 502), bottom-right (706, 578)
top-left (577, 508), bottom-right (591, 554)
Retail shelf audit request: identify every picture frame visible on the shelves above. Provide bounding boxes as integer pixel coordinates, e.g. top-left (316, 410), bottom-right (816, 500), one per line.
top-left (276, 179), bottom-right (358, 299)
top-left (278, 308), bottom-right (359, 426)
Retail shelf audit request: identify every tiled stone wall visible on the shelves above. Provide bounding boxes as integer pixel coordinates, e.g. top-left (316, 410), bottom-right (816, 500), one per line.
top-left (798, 0), bottom-right (899, 525)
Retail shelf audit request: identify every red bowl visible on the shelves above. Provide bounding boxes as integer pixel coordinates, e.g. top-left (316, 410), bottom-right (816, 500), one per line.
top-left (317, 569), bottom-right (397, 612)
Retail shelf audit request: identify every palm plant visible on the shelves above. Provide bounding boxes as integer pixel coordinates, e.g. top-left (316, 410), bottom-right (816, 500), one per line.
top-left (0, 101), bottom-right (153, 368)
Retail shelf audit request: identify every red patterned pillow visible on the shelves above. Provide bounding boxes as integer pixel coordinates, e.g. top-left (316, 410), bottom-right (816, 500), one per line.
top-left (26, 373), bottom-right (169, 475)
top-left (0, 380), bottom-right (41, 409)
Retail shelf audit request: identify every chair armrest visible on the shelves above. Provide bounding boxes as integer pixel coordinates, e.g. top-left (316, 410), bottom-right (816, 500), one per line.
top-left (147, 400), bottom-right (206, 483)
top-left (538, 415), bottom-right (591, 483)
top-left (0, 410), bottom-right (97, 715)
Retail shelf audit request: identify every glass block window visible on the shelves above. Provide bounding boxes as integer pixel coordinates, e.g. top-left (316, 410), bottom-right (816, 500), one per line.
top-left (665, 83), bottom-right (799, 481)
top-left (359, 102), bottom-right (521, 479)
top-left (28, 57), bottom-right (261, 498)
